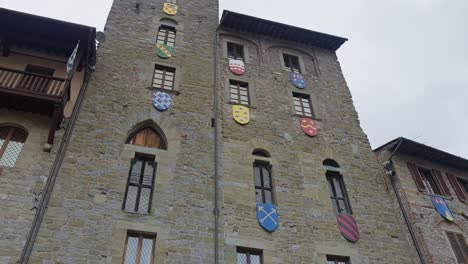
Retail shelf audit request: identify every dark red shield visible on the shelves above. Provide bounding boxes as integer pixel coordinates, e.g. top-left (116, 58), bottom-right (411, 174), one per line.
top-left (299, 118), bottom-right (318, 137)
top-left (336, 214), bottom-right (359, 243)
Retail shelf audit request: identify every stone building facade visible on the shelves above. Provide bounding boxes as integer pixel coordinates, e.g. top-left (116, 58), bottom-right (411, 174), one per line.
top-left (0, 8), bottom-right (96, 263)
top-left (375, 138), bottom-right (468, 264)
top-left (0, 1), bottom-right (426, 264)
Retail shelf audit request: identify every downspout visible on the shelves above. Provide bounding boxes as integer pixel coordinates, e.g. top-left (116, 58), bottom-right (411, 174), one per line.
top-left (213, 24), bottom-right (221, 264)
top-left (384, 138), bottom-right (426, 264)
top-left (19, 29), bottom-right (96, 264)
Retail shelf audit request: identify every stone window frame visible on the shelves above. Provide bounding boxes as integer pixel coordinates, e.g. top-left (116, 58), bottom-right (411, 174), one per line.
top-left (279, 50), bottom-right (307, 74)
top-left (222, 37), bottom-right (251, 64)
top-left (229, 79), bottom-right (250, 106)
top-left (225, 78), bottom-right (258, 109)
top-left (149, 62), bottom-right (181, 95)
top-left (236, 246), bottom-right (263, 264)
top-left (445, 231), bottom-right (468, 263)
top-left (122, 230), bottom-right (157, 264)
top-left (253, 160), bottom-right (274, 205)
top-left (323, 159), bottom-right (353, 216)
top-left (290, 91), bottom-right (321, 120)
top-left (156, 25), bottom-right (176, 48)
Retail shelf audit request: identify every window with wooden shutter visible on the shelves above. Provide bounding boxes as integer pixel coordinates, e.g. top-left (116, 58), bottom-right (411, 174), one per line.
top-left (123, 155), bottom-right (156, 214)
top-left (293, 93), bottom-right (313, 117)
top-left (253, 161), bottom-right (273, 204)
top-left (446, 232), bottom-right (468, 263)
top-left (230, 80), bottom-right (250, 106)
top-left (123, 232), bottom-right (156, 264)
top-left (447, 173), bottom-right (468, 203)
top-left (236, 247), bottom-right (263, 264)
top-left (407, 162), bottom-right (427, 192)
top-left (227, 42), bottom-right (244, 61)
top-left (152, 65), bottom-right (176, 91)
top-left (283, 54), bottom-right (301, 73)
top-left (0, 126), bottom-right (28, 167)
top-left (128, 127), bottom-right (166, 150)
top-left (432, 169), bottom-right (451, 197)
top-left (156, 25), bottom-right (176, 47)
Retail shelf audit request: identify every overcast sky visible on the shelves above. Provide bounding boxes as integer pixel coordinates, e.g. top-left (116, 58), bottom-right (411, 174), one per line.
top-left (1, 0), bottom-right (467, 158)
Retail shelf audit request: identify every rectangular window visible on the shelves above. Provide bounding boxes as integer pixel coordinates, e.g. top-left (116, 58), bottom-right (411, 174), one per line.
top-left (230, 80), bottom-right (250, 106)
top-left (227, 42), bottom-right (244, 61)
top-left (460, 178), bottom-right (468, 195)
top-left (156, 25), bottom-right (176, 47)
top-left (418, 167), bottom-right (442, 195)
top-left (327, 255), bottom-right (350, 264)
top-left (446, 232), bottom-right (468, 263)
top-left (123, 232), bottom-right (156, 264)
top-left (237, 247), bottom-right (263, 264)
top-left (253, 161), bottom-right (273, 204)
top-left (293, 93), bottom-right (313, 117)
top-left (123, 155), bottom-right (156, 214)
top-left (283, 54), bottom-right (301, 73)
top-left (152, 65), bottom-right (175, 90)
top-left (326, 171), bottom-right (352, 215)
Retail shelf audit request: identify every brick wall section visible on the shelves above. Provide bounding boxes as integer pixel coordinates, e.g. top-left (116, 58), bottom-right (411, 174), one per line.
top-left (28, 0), bottom-right (219, 263)
top-left (218, 31), bottom-right (417, 263)
top-left (377, 150), bottom-right (468, 264)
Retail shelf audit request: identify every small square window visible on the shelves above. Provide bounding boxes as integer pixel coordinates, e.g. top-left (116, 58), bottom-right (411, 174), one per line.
top-left (227, 42), bottom-right (244, 61)
top-left (157, 25), bottom-right (176, 47)
top-left (327, 255), bottom-right (350, 264)
top-left (229, 80), bottom-right (250, 106)
top-left (237, 247), bottom-right (263, 264)
top-left (152, 65), bottom-right (176, 90)
top-left (123, 232), bottom-right (156, 264)
top-left (292, 93), bottom-right (313, 117)
top-left (283, 54), bottom-right (301, 73)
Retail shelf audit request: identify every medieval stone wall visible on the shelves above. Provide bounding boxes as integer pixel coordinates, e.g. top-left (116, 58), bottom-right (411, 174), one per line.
top-left (218, 30), bottom-right (418, 263)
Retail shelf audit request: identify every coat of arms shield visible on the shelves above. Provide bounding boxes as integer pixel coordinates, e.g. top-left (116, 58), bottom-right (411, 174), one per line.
top-left (152, 91), bottom-right (172, 111)
top-left (336, 214), bottom-right (359, 243)
top-left (232, 105), bottom-right (250, 125)
top-left (156, 43), bottom-right (173, 59)
top-left (290, 72), bottom-right (307, 89)
top-left (256, 203), bottom-right (278, 232)
top-left (300, 118), bottom-right (318, 137)
top-left (229, 59), bottom-right (245, 75)
top-left (163, 2), bottom-right (178, 16)
top-left (431, 196), bottom-right (454, 222)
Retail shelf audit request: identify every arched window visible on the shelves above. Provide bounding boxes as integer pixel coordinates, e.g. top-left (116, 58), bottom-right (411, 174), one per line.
top-left (127, 127), bottom-right (166, 150)
top-left (252, 148), bottom-right (271, 158)
top-left (0, 126), bottom-right (28, 167)
top-left (323, 159), bottom-right (351, 215)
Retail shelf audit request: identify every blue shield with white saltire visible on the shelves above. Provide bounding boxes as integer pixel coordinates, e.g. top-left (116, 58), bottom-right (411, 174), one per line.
top-left (152, 91), bottom-right (172, 111)
top-left (431, 196), bottom-right (454, 222)
top-left (290, 72), bottom-right (306, 89)
top-left (256, 203), bottom-right (278, 232)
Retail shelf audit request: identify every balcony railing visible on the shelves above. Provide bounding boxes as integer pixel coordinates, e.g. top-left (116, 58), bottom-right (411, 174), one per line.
top-left (0, 66), bottom-right (70, 104)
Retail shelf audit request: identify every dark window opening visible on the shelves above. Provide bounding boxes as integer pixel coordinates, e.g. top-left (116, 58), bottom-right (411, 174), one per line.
top-left (227, 42), bottom-right (244, 61)
top-left (459, 178), bottom-right (468, 195)
top-left (253, 161), bottom-right (273, 204)
top-left (123, 232), bottom-right (156, 264)
top-left (283, 54), bottom-right (301, 73)
top-left (237, 247), bottom-right (263, 264)
top-left (252, 149), bottom-right (271, 158)
top-left (230, 80), bottom-right (250, 106)
top-left (327, 255), bottom-right (350, 264)
top-left (446, 232), bottom-right (468, 263)
top-left (326, 170), bottom-right (352, 215)
top-left (0, 126), bottom-right (28, 167)
top-left (418, 167), bottom-right (442, 195)
top-left (293, 92), bottom-right (313, 117)
top-left (152, 65), bottom-right (176, 90)
top-left (123, 155), bottom-right (156, 214)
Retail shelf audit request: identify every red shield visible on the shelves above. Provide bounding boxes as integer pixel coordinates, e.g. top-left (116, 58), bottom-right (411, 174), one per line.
top-left (229, 59), bottom-right (245, 75)
top-left (299, 118), bottom-right (318, 137)
top-left (336, 214), bottom-right (359, 243)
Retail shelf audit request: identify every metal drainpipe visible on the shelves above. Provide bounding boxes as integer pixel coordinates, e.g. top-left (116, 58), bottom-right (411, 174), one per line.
top-left (213, 24), bottom-right (221, 264)
top-left (19, 29), bottom-right (95, 264)
top-left (385, 138), bottom-right (426, 264)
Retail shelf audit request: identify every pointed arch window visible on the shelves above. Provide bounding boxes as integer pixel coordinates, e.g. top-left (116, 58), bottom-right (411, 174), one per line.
top-left (0, 126), bottom-right (28, 167)
top-left (127, 127), bottom-right (167, 150)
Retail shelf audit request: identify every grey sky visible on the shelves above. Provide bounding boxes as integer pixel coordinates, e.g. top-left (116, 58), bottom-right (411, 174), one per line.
top-left (1, 0), bottom-right (467, 157)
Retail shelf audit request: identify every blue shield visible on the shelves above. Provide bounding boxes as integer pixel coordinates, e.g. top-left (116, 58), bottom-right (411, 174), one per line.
top-left (256, 203), bottom-right (278, 232)
top-left (152, 91), bottom-right (172, 111)
top-left (431, 196), bottom-right (454, 222)
top-left (290, 72), bottom-right (307, 89)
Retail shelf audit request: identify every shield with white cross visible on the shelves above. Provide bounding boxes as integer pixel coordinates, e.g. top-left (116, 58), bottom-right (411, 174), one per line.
top-left (152, 91), bottom-right (172, 111)
top-left (256, 203), bottom-right (278, 232)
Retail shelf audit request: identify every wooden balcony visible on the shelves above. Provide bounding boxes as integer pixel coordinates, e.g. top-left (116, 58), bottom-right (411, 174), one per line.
top-left (0, 66), bottom-right (71, 146)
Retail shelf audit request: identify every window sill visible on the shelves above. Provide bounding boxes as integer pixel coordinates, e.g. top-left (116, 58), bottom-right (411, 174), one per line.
top-left (227, 101), bottom-right (255, 109)
top-left (122, 210), bottom-right (150, 216)
top-left (146, 87), bottom-right (180, 95)
top-left (293, 114), bottom-right (322, 122)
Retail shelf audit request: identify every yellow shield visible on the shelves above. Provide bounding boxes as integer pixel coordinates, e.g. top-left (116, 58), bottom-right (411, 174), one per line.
top-left (163, 3), bottom-right (178, 15)
top-left (232, 105), bottom-right (250, 125)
